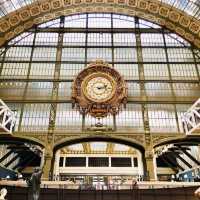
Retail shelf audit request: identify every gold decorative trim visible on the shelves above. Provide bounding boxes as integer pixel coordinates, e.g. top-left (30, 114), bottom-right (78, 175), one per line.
top-left (14, 25), bottom-right (24, 35)
top-left (30, 6), bottom-right (41, 16)
top-left (19, 10), bottom-right (31, 21)
top-left (0, 21), bottom-right (10, 32)
top-left (0, 37), bottom-right (5, 46)
top-left (148, 3), bottom-right (159, 14)
top-left (189, 21), bottom-right (200, 34)
top-left (152, 134), bottom-right (185, 147)
top-left (169, 11), bottom-right (180, 22)
top-left (159, 6), bottom-right (169, 17)
top-left (185, 32), bottom-right (195, 42)
top-left (179, 15), bottom-right (190, 27)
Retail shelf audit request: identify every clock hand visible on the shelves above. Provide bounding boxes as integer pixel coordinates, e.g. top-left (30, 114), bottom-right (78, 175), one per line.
top-left (97, 85), bottom-right (106, 90)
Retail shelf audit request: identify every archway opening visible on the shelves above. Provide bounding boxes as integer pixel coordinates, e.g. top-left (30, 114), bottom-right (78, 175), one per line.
top-left (0, 136), bottom-right (43, 180)
top-left (53, 137), bottom-right (145, 186)
top-left (154, 137), bottom-right (200, 182)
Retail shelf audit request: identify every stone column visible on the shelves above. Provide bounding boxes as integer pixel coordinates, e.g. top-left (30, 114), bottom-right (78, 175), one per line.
top-left (53, 150), bottom-right (60, 179)
top-left (42, 150), bottom-right (53, 181)
top-left (137, 150), bottom-right (144, 178)
top-left (41, 137), bottom-right (54, 181)
top-left (144, 150), bottom-right (157, 181)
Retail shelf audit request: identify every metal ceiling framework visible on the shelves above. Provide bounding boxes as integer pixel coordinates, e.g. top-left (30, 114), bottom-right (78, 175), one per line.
top-left (1, 0), bottom-right (200, 49)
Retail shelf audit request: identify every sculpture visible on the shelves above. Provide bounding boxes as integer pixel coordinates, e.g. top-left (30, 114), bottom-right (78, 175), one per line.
top-left (195, 187), bottom-right (200, 199)
top-left (0, 188), bottom-right (7, 200)
top-left (27, 167), bottom-right (43, 200)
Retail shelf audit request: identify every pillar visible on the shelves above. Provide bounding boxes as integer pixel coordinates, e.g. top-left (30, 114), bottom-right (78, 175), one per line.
top-left (41, 141), bottom-right (54, 181)
top-left (42, 151), bottom-right (53, 181)
top-left (137, 150), bottom-right (144, 177)
top-left (144, 150), bottom-right (157, 181)
top-left (53, 150), bottom-right (60, 178)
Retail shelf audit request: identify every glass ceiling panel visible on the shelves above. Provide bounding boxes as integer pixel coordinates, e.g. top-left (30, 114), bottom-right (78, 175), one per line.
top-left (64, 142), bottom-right (134, 153)
top-left (114, 144), bottom-right (130, 151)
top-left (90, 142), bottom-right (107, 151)
top-left (67, 144), bottom-right (83, 151)
top-left (1, 0), bottom-right (200, 19)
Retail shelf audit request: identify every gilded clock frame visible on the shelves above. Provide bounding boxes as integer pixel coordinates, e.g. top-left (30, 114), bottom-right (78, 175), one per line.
top-left (72, 60), bottom-right (127, 118)
top-left (81, 72), bottom-right (117, 103)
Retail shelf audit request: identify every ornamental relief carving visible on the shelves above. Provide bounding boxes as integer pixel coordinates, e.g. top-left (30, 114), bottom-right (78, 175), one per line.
top-left (53, 133), bottom-right (145, 149)
top-left (54, 134), bottom-right (82, 144)
top-left (14, 134), bottom-right (46, 146)
top-left (152, 135), bottom-right (184, 146)
top-left (117, 135), bottom-right (145, 146)
top-left (0, 0), bottom-right (200, 48)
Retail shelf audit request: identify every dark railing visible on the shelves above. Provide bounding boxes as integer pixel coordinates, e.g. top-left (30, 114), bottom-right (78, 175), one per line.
top-left (1, 184), bottom-right (199, 200)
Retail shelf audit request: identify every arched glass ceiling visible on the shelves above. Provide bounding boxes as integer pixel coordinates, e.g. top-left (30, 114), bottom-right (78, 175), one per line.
top-left (61, 142), bottom-right (136, 154)
top-left (1, 0), bottom-right (200, 19)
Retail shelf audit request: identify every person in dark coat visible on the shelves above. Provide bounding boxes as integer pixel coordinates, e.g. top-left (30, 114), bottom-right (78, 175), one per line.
top-left (28, 167), bottom-right (43, 200)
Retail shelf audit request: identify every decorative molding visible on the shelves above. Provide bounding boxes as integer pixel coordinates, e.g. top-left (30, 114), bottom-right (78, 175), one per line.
top-left (117, 134), bottom-right (145, 146)
top-left (53, 133), bottom-right (145, 150)
top-left (152, 134), bottom-right (185, 147)
top-left (0, 0), bottom-right (200, 47)
top-left (54, 134), bottom-right (82, 144)
top-left (11, 133), bottom-right (46, 146)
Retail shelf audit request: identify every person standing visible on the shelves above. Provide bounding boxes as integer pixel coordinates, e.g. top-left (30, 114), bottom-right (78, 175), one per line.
top-left (27, 167), bottom-right (43, 200)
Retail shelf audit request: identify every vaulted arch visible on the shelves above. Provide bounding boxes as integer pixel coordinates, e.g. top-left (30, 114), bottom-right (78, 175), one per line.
top-left (154, 135), bottom-right (200, 149)
top-left (0, 0), bottom-right (200, 48)
top-left (0, 134), bottom-right (45, 147)
top-left (53, 135), bottom-right (145, 154)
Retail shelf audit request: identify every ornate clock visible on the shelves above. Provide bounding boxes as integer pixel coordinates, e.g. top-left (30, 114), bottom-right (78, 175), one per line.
top-left (72, 60), bottom-right (127, 118)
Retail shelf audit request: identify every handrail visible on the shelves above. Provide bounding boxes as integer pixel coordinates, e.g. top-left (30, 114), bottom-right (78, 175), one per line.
top-left (0, 99), bottom-right (16, 134)
top-left (182, 98), bottom-right (200, 135)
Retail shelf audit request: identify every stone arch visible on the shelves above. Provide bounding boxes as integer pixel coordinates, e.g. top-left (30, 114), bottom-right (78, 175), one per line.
top-left (0, 135), bottom-right (45, 148)
top-left (53, 135), bottom-right (145, 153)
top-left (153, 135), bottom-right (200, 148)
top-left (0, 0), bottom-right (200, 48)
top-left (51, 135), bottom-right (147, 179)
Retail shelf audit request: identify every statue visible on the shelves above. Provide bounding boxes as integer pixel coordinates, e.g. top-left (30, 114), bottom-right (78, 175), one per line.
top-left (27, 167), bottom-right (43, 200)
top-left (195, 187), bottom-right (200, 199)
top-left (0, 188), bottom-right (7, 200)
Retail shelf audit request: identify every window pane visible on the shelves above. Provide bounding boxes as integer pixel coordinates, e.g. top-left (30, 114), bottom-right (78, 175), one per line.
top-left (88, 33), bottom-right (111, 46)
top-left (88, 157), bottom-right (109, 167)
top-left (32, 47), bottom-right (57, 61)
top-left (63, 33), bottom-right (86, 46)
top-left (65, 157), bottom-right (86, 167)
top-left (167, 48), bottom-right (194, 62)
top-left (111, 157), bottom-right (132, 167)
top-left (113, 33), bottom-right (136, 46)
top-left (87, 48), bottom-right (112, 62)
top-left (141, 33), bottom-right (164, 46)
top-left (114, 48), bottom-right (137, 62)
top-left (148, 104), bottom-right (177, 132)
top-left (62, 48), bottom-right (85, 61)
top-left (142, 48), bottom-right (166, 62)
top-left (35, 33), bottom-right (58, 46)
top-left (144, 64), bottom-right (169, 80)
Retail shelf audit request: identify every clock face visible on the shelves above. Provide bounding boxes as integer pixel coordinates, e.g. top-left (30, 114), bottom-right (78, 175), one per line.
top-left (82, 73), bottom-right (116, 102)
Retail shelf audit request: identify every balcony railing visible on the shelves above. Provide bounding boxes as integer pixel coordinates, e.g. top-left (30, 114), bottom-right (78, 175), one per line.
top-left (0, 99), bottom-right (16, 134)
top-left (182, 98), bottom-right (200, 135)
